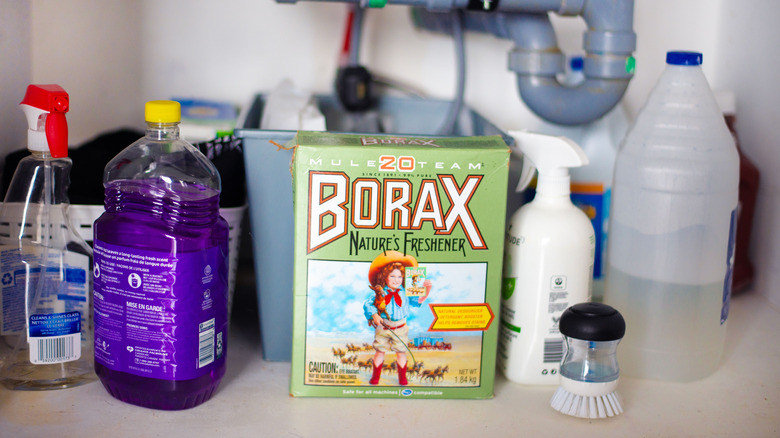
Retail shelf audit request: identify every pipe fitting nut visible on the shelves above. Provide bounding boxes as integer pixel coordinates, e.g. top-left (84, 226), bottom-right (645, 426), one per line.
top-left (583, 55), bottom-right (635, 79)
top-left (509, 49), bottom-right (564, 76)
top-left (558, 0), bottom-right (585, 16)
top-left (584, 30), bottom-right (637, 54)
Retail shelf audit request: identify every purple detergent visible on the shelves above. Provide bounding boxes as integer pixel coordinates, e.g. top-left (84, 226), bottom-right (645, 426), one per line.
top-left (92, 100), bottom-right (229, 410)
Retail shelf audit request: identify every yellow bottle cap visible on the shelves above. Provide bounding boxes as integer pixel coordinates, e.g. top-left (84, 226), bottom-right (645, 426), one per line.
top-left (145, 100), bottom-right (181, 123)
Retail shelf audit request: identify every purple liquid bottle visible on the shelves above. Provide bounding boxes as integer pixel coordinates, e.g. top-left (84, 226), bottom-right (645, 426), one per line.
top-left (92, 101), bottom-right (229, 410)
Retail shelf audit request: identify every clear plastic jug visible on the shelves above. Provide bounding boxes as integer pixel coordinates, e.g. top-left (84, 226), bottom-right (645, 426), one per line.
top-left (604, 51), bottom-right (739, 381)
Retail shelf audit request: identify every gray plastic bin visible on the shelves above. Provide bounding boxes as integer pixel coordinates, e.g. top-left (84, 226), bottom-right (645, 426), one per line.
top-left (236, 94), bottom-right (515, 361)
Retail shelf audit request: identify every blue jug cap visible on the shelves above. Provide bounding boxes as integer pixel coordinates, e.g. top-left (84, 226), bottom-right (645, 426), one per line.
top-left (666, 51), bottom-right (703, 66)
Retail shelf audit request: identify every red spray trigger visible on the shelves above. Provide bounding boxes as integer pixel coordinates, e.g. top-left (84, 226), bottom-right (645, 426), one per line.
top-left (20, 84), bottom-right (69, 158)
top-left (45, 112), bottom-right (69, 158)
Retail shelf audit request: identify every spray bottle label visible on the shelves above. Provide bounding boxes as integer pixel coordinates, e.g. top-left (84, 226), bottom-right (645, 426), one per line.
top-left (28, 311), bottom-right (82, 364)
top-left (0, 246), bottom-right (89, 364)
top-left (498, 273), bottom-right (570, 382)
top-left (93, 241), bottom-right (228, 380)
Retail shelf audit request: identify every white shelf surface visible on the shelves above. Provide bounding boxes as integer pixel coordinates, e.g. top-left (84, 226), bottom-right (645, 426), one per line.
top-left (1, 290), bottom-right (778, 437)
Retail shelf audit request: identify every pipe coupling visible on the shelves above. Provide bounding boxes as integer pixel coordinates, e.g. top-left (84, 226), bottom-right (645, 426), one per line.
top-left (584, 29), bottom-right (636, 54)
top-left (558, 0), bottom-right (585, 16)
top-left (508, 48), bottom-right (564, 76)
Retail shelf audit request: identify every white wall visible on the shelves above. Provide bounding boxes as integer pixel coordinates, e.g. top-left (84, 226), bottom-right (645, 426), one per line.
top-left (3, 0), bottom-right (779, 307)
top-left (0, 0), bottom-right (31, 153)
top-left (29, 0), bottom-right (142, 146)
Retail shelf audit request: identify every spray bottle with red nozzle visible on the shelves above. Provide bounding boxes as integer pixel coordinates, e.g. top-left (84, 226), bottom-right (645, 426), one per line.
top-left (0, 84), bottom-right (95, 390)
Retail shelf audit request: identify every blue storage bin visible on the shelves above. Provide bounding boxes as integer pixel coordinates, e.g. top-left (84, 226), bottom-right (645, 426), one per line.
top-left (236, 94), bottom-right (513, 361)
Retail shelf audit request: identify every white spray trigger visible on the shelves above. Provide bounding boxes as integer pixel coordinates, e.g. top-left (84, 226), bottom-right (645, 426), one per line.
top-left (20, 104), bottom-right (49, 153)
top-left (508, 130), bottom-right (589, 197)
top-left (515, 148), bottom-right (536, 193)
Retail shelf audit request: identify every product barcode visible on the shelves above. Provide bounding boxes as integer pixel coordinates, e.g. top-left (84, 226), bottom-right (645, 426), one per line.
top-left (198, 318), bottom-right (215, 368)
top-left (29, 334), bottom-right (81, 364)
top-left (543, 338), bottom-right (564, 363)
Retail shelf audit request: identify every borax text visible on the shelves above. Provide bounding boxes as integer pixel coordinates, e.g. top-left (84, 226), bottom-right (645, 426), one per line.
top-left (308, 170), bottom-right (486, 253)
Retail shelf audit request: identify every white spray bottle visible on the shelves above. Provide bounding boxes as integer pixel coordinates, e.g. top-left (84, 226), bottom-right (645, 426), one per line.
top-left (498, 130), bottom-right (595, 385)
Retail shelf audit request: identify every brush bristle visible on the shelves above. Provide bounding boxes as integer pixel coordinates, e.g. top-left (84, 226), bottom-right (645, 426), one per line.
top-left (550, 386), bottom-right (623, 419)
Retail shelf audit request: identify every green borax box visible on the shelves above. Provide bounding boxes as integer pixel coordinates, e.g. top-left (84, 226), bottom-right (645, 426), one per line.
top-left (289, 131), bottom-right (510, 399)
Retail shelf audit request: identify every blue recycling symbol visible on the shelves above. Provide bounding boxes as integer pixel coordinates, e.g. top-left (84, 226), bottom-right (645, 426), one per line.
top-left (2, 273), bottom-right (12, 285)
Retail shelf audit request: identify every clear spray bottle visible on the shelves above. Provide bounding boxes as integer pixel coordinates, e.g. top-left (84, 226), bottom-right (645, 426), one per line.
top-left (0, 84), bottom-right (95, 390)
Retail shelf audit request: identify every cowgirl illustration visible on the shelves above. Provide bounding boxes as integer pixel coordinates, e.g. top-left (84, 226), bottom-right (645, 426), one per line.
top-left (363, 251), bottom-right (432, 386)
